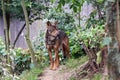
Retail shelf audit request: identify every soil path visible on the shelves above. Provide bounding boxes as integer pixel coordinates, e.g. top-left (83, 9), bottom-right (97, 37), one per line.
top-left (38, 65), bottom-right (73, 80)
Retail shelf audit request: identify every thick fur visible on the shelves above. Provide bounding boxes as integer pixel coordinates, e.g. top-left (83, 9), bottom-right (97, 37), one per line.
top-left (45, 21), bottom-right (70, 70)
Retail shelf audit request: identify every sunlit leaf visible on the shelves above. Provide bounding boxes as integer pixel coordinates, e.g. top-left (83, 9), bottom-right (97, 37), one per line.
top-left (57, 3), bottom-right (62, 11)
top-left (97, 0), bottom-right (104, 3)
top-left (50, 0), bottom-right (55, 3)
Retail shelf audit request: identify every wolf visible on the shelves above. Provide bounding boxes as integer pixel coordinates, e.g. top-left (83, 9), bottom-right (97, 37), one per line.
top-left (45, 21), bottom-right (70, 70)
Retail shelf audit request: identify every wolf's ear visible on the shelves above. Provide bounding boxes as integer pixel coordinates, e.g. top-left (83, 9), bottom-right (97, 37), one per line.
top-left (46, 21), bottom-right (51, 26)
top-left (54, 21), bottom-right (58, 26)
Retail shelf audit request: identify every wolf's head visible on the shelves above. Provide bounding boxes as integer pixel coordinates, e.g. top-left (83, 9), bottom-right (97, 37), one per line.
top-left (46, 21), bottom-right (58, 33)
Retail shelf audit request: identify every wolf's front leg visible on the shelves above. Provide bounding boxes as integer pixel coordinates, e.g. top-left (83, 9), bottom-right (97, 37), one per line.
top-left (48, 48), bottom-right (54, 70)
top-left (53, 48), bottom-right (59, 70)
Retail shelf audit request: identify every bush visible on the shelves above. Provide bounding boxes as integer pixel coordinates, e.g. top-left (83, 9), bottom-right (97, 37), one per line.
top-left (0, 37), bottom-right (31, 75)
top-left (32, 31), bottom-right (48, 64)
top-left (45, 9), bottom-right (75, 31)
top-left (12, 48), bottom-right (31, 75)
top-left (78, 25), bottom-right (105, 49)
top-left (0, 37), bottom-right (5, 55)
top-left (0, 38), bottom-right (20, 79)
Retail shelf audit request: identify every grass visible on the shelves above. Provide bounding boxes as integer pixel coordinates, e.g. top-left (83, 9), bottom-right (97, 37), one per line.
top-left (92, 73), bottom-right (102, 80)
top-left (69, 77), bottom-right (76, 80)
top-left (92, 73), bottom-right (108, 80)
top-left (65, 56), bottom-right (88, 69)
top-left (19, 66), bottom-right (44, 80)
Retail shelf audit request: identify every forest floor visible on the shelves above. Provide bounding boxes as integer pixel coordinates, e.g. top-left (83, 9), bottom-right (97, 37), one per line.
top-left (37, 56), bottom-right (103, 80)
top-left (37, 65), bottom-right (74, 80)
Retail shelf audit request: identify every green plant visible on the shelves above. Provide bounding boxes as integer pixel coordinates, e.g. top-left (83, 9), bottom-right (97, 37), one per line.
top-left (65, 56), bottom-right (88, 69)
top-left (0, 37), bottom-right (31, 75)
top-left (0, 37), bottom-right (5, 55)
top-left (0, 37), bottom-right (20, 79)
top-left (69, 30), bottom-right (85, 58)
top-left (0, 37), bottom-right (45, 79)
top-left (69, 77), bottom-right (76, 80)
top-left (92, 73), bottom-right (102, 80)
top-left (45, 9), bottom-right (75, 31)
top-left (32, 31), bottom-right (48, 64)
top-left (79, 25), bottom-right (105, 48)
top-left (12, 48), bottom-right (31, 75)
top-left (19, 67), bottom-right (43, 80)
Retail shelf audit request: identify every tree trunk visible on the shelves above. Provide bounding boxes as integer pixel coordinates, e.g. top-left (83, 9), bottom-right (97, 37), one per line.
top-left (100, 46), bottom-right (108, 80)
top-left (106, 0), bottom-right (120, 79)
top-left (116, 0), bottom-right (120, 50)
top-left (21, 0), bottom-right (37, 66)
top-left (1, 0), bottom-right (9, 52)
top-left (1, 0), bottom-right (10, 66)
top-left (6, 12), bottom-right (10, 47)
top-left (82, 44), bottom-right (98, 72)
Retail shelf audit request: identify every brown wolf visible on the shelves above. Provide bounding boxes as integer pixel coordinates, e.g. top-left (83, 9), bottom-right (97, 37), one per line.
top-left (45, 21), bottom-right (70, 70)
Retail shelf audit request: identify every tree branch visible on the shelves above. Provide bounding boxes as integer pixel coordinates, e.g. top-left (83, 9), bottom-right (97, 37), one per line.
top-left (12, 23), bottom-right (26, 48)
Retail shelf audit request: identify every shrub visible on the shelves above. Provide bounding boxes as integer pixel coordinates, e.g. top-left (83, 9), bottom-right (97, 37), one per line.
top-left (12, 48), bottom-right (31, 75)
top-left (32, 31), bottom-right (48, 64)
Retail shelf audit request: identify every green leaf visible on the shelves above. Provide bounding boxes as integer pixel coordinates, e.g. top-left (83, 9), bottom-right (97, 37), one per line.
top-left (61, 0), bottom-right (65, 6)
top-left (50, 0), bottom-right (54, 3)
top-left (57, 3), bottom-right (62, 9)
top-left (72, 0), bottom-right (75, 3)
top-left (70, 4), bottom-right (73, 9)
top-left (75, 0), bottom-right (81, 6)
top-left (97, 0), bottom-right (104, 3)
top-left (73, 6), bottom-right (77, 12)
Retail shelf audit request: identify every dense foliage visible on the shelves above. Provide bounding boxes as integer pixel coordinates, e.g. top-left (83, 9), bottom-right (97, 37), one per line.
top-left (0, 37), bottom-right (45, 80)
top-left (32, 7), bottom-right (105, 59)
top-left (0, 0), bottom-right (108, 79)
top-left (0, 38), bottom-right (30, 75)
top-left (0, 0), bottom-right (49, 22)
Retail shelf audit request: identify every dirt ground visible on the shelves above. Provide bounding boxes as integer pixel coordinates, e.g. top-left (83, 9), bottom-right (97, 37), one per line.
top-left (37, 65), bottom-right (74, 80)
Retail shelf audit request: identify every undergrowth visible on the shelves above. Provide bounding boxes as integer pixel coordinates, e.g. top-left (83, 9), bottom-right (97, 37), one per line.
top-left (92, 73), bottom-right (102, 80)
top-left (19, 66), bottom-right (44, 80)
top-left (66, 56), bottom-right (88, 69)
